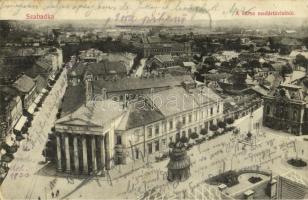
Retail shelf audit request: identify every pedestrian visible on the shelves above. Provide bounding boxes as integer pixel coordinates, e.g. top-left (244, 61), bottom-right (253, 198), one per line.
top-left (51, 192), bottom-right (54, 198)
top-left (56, 190), bottom-right (59, 197)
top-left (38, 196), bottom-right (41, 200)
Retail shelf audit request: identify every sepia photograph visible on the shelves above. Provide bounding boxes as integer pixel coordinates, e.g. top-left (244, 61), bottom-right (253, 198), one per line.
top-left (0, 0), bottom-right (308, 199)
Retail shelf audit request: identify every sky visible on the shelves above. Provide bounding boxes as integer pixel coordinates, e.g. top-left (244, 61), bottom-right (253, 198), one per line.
top-left (0, 0), bottom-right (307, 23)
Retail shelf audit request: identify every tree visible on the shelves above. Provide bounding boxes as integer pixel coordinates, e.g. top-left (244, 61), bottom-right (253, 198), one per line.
top-left (210, 124), bottom-right (218, 132)
top-left (281, 63), bottom-right (293, 76)
top-left (218, 121), bottom-right (227, 129)
top-left (42, 133), bottom-right (56, 162)
top-left (190, 132), bottom-right (199, 139)
top-left (226, 117), bottom-right (234, 125)
top-left (295, 54), bottom-right (308, 67)
top-left (233, 128), bottom-right (240, 135)
top-left (180, 135), bottom-right (189, 144)
top-left (247, 131), bottom-right (252, 139)
top-left (0, 21), bottom-right (11, 40)
top-left (200, 128), bottom-right (208, 135)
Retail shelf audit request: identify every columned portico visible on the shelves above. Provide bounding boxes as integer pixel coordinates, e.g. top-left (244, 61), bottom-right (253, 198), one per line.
top-left (82, 135), bottom-right (88, 175)
top-left (99, 136), bottom-right (105, 174)
top-left (56, 134), bottom-right (62, 172)
top-left (64, 134), bottom-right (71, 173)
top-left (91, 136), bottom-right (97, 173)
top-left (55, 132), bottom-right (110, 175)
top-left (73, 136), bottom-right (79, 173)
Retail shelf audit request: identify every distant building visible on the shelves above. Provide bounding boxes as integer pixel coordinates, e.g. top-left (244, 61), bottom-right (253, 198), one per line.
top-left (146, 55), bottom-right (175, 70)
top-left (0, 87), bottom-right (23, 139)
top-left (79, 48), bottom-right (105, 63)
top-left (263, 83), bottom-right (308, 135)
top-left (12, 74), bottom-right (38, 111)
top-left (142, 36), bottom-right (191, 57)
top-left (91, 74), bottom-right (193, 101)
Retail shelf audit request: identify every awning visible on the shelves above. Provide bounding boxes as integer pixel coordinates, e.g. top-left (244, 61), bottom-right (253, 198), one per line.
top-left (14, 116), bottom-right (27, 132)
top-left (34, 93), bottom-right (44, 104)
top-left (27, 103), bottom-right (37, 114)
top-left (41, 88), bottom-right (48, 94)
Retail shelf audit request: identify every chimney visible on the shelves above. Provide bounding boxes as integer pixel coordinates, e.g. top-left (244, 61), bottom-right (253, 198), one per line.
top-left (85, 74), bottom-right (93, 105)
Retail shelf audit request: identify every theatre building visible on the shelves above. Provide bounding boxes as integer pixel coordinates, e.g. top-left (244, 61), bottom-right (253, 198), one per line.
top-left (55, 100), bottom-right (125, 175)
top-left (263, 83), bottom-right (308, 135)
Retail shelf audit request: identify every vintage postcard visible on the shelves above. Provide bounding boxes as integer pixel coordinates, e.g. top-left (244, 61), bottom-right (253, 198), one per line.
top-left (0, 0), bottom-right (308, 199)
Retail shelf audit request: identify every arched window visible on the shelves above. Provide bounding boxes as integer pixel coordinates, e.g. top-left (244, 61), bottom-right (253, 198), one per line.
top-left (293, 110), bottom-right (298, 120)
top-left (266, 105), bottom-right (270, 115)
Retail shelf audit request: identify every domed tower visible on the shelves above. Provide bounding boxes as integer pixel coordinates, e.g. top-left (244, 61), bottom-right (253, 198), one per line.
top-left (167, 141), bottom-right (191, 182)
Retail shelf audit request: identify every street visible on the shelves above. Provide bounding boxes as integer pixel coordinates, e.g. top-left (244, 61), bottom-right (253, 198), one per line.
top-left (1, 69), bottom-right (68, 200)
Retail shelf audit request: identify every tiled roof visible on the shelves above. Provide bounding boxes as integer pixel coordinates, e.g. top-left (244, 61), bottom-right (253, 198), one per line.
top-left (146, 87), bottom-right (199, 117)
top-left (93, 75), bottom-right (192, 93)
top-left (69, 60), bottom-right (127, 77)
top-left (12, 74), bottom-right (35, 93)
top-left (57, 99), bottom-right (125, 128)
top-left (0, 86), bottom-right (19, 112)
top-left (60, 84), bottom-right (86, 117)
top-left (154, 55), bottom-right (174, 63)
top-left (117, 101), bottom-right (165, 130)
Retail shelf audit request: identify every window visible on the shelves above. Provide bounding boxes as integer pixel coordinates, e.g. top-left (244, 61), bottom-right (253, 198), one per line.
top-left (169, 120), bottom-right (173, 130)
top-left (188, 114), bottom-right (192, 123)
top-left (194, 127), bottom-right (197, 133)
top-left (188, 128), bottom-right (192, 136)
top-left (148, 126), bottom-right (152, 138)
top-left (163, 121), bottom-right (167, 132)
top-left (169, 136), bottom-right (173, 143)
top-left (155, 141), bottom-right (159, 151)
top-left (204, 122), bottom-right (209, 129)
top-left (217, 104), bottom-right (220, 113)
top-left (210, 107), bottom-right (213, 115)
top-left (182, 131), bottom-right (186, 137)
top-left (266, 105), bottom-right (270, 115)
top-left (148, 143), bottom-right (152, 154)
top-left (293, 110), bottom-right (298, 120)
top-left (155, 124), bottom-right (159, 135)
top-left (194, 111), bottom-right (198, 121)
top-left (134, 129), bottom-right (140, 143)
top-left (116, 135), bottom-right (122, 145)
top-left (182, 116), bottom-right (186, 125)
top-left (162, 139), bottom-right (166, 146)
top-left (135, 148), bottom-right (139, 159)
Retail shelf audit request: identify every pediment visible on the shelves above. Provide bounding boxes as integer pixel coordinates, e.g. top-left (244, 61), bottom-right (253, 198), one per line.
top-left (57, 117), bottom-right (100, 127)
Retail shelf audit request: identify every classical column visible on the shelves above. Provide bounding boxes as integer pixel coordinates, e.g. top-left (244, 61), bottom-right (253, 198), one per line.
top-left (82, 135), bottom-right (88, 175)
top-left (99, 136), bottom-right (105, 174)
top-left (56, 134), bottom-right (62, 172)
top-left (64, 134), bottom-right (71, 173)
top-left (91, 135), bottom-right (97, 173)
top-left (73, 136), bottom-right (79, 174)
top-left (105, 133), bottom-right (111, 170)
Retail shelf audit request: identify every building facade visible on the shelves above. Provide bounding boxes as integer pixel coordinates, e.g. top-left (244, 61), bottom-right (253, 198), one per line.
top-left (54, 82), bottom-right (225, 174)
top-left (55, 100), bottom-right (125, 174)
top-left (114, 86), bottom-right (224, 164)
top-left (263, 84), bottom-right (308, 135)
